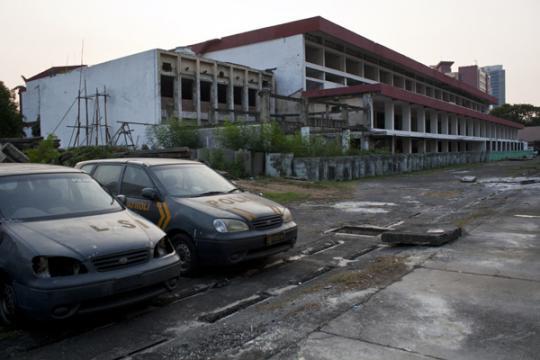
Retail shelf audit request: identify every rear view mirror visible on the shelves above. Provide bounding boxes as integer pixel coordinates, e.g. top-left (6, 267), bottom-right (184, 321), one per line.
top-left (142, 188), bottom-right (161, 201)
top-left (116, 195), bottom-right (127, 205)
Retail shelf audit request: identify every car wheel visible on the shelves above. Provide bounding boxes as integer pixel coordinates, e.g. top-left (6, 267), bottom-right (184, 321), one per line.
top-left (171, 234), bottom-right (198, 276)
top-left (0, 280), bottom-right (20, 327)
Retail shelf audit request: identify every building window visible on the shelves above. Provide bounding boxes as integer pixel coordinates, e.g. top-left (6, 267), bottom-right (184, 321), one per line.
top-left (233, 86), bottom-right (243, 106)
top-left (217, 84), bottom-right (227, 105)
top-left (200, 81), bottom-right (211, 102)
top-left (181, 78), bottom-right (193, 100)
top-left (248, 88), bottom-right (257, 107)
top-left (160, 75), bottom-right (174, 98)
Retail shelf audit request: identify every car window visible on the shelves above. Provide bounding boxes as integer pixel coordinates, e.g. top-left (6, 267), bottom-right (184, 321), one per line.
top-left (152, 164), bottom-right (235, 197)
top-left (121, 165), bottom-right (154, 197)
top-left (0, 173), bottom-right (122, 221)
top-left (80, 164), bottom-right (96, 174)
top-left (93, 164), bottom-right (123, 195)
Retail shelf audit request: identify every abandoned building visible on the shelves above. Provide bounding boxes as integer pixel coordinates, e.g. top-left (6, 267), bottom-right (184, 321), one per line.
top-left (188, 16), bottom-right (525, 153)
top-left (20, 16), bottom-right (525, 154)
top-left (20, 49), bottom-right (274, 147)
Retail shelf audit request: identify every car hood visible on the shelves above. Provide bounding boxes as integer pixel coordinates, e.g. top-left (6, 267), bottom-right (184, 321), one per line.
top-left (173, 192), bottom-right (287, 222)
top-left (5, 210), bottom-right (163, 260)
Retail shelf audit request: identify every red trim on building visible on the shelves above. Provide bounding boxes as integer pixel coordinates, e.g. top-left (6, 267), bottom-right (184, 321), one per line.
top-left (303, 84), bottom-right (523, 129)
top-left (189, 17), bottom-right (497, 104)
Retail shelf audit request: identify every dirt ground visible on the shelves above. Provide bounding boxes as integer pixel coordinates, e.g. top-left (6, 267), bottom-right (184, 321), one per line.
top-left (2, 158), bottom-right (540, 360)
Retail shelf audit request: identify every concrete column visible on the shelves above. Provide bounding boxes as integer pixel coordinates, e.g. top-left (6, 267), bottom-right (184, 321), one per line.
top-left (402, 103), bottom-right (411, 131)
top-left (459, 118), bottom-right (467, 136)
top-left (441, 113), bottom-right (449, 134)
top-left (391, 136), bottom-right (395, 154)
top-left (403, 138), bottom-right (412, 154)
top-left (417, 107), bottom-right (426, 132)
top-left (228, 66), bottom-right (235, 120)
top-left (441, 140), bottom-right (449, 153)
top-left (419, 139), bottom-right (427, 153)
top-left (384, 100), bottom-right (394, 130)
top-left (211, 63), bottom-right (218, 124)
top-left (176, 57), bottom-right (183, 117)
top-left (195, 58), bottom-right (201, 126)
top-left (242, 69), bottom-right (249, 119)
top-left (430, 111), bottom-right (438, 134)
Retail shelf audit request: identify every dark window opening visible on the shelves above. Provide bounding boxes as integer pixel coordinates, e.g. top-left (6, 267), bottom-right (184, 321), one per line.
top-left (200, 81), bottom-right (211, 102)
top-left (262, 80), bottom-right (270, 88)
top-left (425, 119), bottom-right (431, 133)
top-left (218, 84), bottom-right (227, 104)
top-left (181, 78), bottom-right (193, 100)
top-left (375, 112), bottom-right (385, 129)
top-left (248, 89), bottom-right (257, 107)
top-left (161, 75), bottom-right (174, 98)
top-left (394, 114), bottom-right (402, 131)
top-left (162, 62), bottom-right (173, 72)
top-left (233, 86), bottom-right (243, 106)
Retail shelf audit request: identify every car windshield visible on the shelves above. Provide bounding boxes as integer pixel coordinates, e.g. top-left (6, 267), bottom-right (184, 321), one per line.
top-left (152, 164), bottom-right (236, 197)
top-left (0, 172), bottom-right (122, 221)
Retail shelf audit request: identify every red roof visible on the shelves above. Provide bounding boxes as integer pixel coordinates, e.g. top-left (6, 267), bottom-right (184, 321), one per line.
top-left (25, 65), bottom-right (86, 82)
top-left (303, 84), bottom-right (523, 129)
top-left (190, 17), bottom-right (497, 104)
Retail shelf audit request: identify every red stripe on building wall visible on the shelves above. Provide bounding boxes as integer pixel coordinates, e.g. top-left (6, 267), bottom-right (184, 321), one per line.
top-left (302, 84), bottom-right (523, 129)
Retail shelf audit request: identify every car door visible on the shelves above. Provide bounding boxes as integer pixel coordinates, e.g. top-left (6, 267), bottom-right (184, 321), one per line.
top-left (119, 165), bottom-right (167, 228)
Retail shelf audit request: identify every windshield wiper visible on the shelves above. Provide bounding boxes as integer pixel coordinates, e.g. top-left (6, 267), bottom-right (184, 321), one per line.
top-left (193, 191), bottom-right (226, 197)
top-left (227, 188), bottom-right (242, 193)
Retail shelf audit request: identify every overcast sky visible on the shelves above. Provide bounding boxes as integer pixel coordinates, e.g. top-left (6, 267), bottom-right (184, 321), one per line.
top-left (1, 0), bottom-right (539, 104)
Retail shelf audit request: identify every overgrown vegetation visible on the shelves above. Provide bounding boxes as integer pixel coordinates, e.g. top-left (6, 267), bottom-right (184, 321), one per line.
top-left (490, 103), bottom-right (540, 126)
top-left (25, 136), bottom-right (121, 166)
top-left (218, 121), bottom-right (386, 157)
top-left (0, 81), bottom-right (23, 138)
top-left (200, 148), bottom-right (247, 179)
top-left (147, 118), bottom-right (201, 149)
top-left (25, 135), bottom-right (61, 163)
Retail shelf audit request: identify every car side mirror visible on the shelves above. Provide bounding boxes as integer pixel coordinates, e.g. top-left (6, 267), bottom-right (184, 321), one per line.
top-left (142, 188), bottom-right (161, 201)
top-left (116, 194), bottom-right (127, 205)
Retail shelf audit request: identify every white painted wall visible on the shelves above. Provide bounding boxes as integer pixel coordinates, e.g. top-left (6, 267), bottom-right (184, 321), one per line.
top-left (22, 49), bottom-right (160, 148)
top-left (203, 35), bottom-right (305, 97)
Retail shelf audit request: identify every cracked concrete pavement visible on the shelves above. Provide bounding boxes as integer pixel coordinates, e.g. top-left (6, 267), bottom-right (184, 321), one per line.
top-left (1, 158), bottom-right (539, 360)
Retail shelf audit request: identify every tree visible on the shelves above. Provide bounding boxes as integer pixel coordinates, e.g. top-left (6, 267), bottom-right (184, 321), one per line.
top-left (490, 104), bottom-right (540, 126)
top-left (0, 81), bottom-right (24, 137)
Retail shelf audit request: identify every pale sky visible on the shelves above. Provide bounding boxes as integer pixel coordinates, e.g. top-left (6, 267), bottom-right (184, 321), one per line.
top-left (1, 0), bottom-right (539, 104)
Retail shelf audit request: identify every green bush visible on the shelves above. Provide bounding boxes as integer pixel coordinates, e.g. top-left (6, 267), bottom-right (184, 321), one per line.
top-left (148, 118), bottom-right (201, 149)
top-left (55, 146), bottom-right (120, 167)
top-left (25, 135), bottom-right (61, 163)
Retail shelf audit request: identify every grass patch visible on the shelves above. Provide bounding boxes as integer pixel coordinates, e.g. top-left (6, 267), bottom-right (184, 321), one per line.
top-left (263, 191), bottom-right (310, 204)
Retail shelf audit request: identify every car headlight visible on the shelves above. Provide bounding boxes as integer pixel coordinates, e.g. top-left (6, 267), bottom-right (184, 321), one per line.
top-left (282, 208), bottom-right (294, 223)
top-left (32, 256), bottom-right (87, 278)
top-left (213, 219), bottom-right (249, 233)
top-left (154, 236), bottom-right (175, 258)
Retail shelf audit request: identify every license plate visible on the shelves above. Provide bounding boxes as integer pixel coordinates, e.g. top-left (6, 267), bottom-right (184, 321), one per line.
top-left (266, 232), bottom-right (285, 246)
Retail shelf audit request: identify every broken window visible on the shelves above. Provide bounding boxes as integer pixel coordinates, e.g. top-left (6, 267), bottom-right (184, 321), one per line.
top-left (162, 62), bottom-right (173, 72)
top-left (181, 78), bottom-right (193, 100)
top-left (160, 75), bottom-right (174, 98)
top-left (200, 81), bottom-right (211, 102)
top-left (233, 86), bottom-right (243, 106)
top-left (217, 84), bottom-right (227, 104)
top-left (248, 89), bottom-right (257, 107)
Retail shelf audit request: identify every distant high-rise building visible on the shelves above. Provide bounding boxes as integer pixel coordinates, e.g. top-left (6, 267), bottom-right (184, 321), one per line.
top-left (482, 65), bottom-right (506, 107)
top-left (457, 65), bottom-right (490, 94)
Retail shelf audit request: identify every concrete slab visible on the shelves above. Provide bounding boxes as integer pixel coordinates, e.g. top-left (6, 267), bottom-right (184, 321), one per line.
top-left (276, 332), bottom-right (432, 360)
top-left (323, 268), bottom-right (540, 360)
top-left (382, 224), bottom-right (461, 246)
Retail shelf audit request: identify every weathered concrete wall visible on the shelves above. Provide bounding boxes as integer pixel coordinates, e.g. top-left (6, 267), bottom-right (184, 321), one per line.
top-left (266, 153), bottom-right (294, 177)
top-left (285, 152), bottom-right (488, 181)
top-left (22, 50), bottom-right (159, 148)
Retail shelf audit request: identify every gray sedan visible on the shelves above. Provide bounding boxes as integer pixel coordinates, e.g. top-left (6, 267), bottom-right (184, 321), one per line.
top-left (0, 164), bottom-right (181, 325)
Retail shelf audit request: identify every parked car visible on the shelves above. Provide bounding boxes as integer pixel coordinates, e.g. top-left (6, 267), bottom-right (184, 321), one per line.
top-left (0, 164), bottom-right (181, 325)
top-left (76, 158), bottom-right (298, 274)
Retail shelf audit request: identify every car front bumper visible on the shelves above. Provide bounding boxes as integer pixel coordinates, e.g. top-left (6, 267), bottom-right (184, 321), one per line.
top-left (196, 221), bottom-right (298, 265)
top-left (13, 256), bottom-right (181, 320)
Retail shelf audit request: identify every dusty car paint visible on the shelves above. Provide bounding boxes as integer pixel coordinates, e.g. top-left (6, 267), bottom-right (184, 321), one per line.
top-left (0, 164), bottom-right (181, 323)
top-left (76, 158), bottom-right (298, 272)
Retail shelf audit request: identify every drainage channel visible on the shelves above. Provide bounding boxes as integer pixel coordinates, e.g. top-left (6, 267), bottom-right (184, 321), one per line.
top-left (112, 338), bottom-right (170, 360)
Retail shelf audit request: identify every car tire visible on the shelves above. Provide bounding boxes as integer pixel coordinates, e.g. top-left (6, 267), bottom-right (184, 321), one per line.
top-left (0, 280), bottom-right (20, 327)
top-left (170, 234), bottom-right (198, 276)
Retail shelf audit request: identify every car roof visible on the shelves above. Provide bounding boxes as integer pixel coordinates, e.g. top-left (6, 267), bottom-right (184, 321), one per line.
top-left (0, 163), bottom-right (83, 177)
top-left (76, 157), bottom-right (201, 167)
